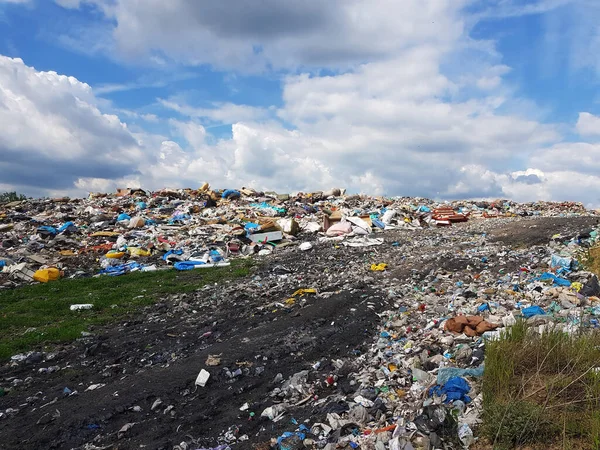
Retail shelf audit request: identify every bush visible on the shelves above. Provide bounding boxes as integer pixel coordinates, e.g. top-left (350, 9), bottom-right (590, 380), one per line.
top-left (0, 191), bottom-right (27, 203)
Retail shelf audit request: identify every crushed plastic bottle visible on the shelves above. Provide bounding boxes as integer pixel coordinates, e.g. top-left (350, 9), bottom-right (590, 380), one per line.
top-left (458, 423), bottom-right (475, 448)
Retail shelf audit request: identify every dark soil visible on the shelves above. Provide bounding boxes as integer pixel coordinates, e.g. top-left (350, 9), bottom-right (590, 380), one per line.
top-left (0, 265), bottom-right (384, 450)
top-left (487, 217), bottom-right (600, 246)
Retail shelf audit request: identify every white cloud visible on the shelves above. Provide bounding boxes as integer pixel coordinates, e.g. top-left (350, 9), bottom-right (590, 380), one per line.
top-left (576, 112), bottom-right (600, 136)
top-left (0, 55), bottom-right (147, 194)
top-left (159, 98), bottom-right (270, 124)
top-left (473, 0), bottom-right (573, 19)
top-left (55, 0), bottom-right (468, 71)
top-left (4, 2), bottom-right (600, 208)
top-left (142, 122), bottom-right (338, 193)
top-left (483, 169), bottom-right (600, 208)
top-left (93, 72), bottom-right (198, 95)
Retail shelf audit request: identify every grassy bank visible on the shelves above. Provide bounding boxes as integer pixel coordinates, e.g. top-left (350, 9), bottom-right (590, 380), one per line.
top-left (0, 259), bottom-right (253, 360)
top-left (482, 321), bottom-right (600, 449)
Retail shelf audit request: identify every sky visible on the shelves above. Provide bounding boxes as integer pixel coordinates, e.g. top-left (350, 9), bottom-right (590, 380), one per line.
top-left (2, 0), bottom-right (600, 206)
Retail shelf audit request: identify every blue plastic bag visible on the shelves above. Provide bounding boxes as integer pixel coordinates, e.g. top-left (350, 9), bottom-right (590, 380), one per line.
top-left (538, 272), bottom-right (571, 287)
top-left (429, 376), bottom-right (471, 403)
top-left (162, 249), bottom-right (183, 261)
top-left (58, 221), bottom-right (76, 233)
top-left (37, 225), bottom-right (57, 235)
top-left (277, 431), bottom-right (306, 449)
top-left (99, 261), bottom-right (144, 276)
top-left (222, 189), bottom-right (241, 199)
top-left (521, 305), bottom-right (546, 318)
top-left (551, 255), bottom-right (572, 272)
top-left (437, 366), bottom-right (484, 385)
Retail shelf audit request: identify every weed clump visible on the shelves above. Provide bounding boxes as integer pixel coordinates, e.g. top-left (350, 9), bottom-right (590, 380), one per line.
top-left (482, 320), bottom-right (600, 448)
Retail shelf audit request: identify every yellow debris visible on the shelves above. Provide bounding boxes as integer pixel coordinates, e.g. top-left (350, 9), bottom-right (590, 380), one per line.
top-left (106, 251), bottom-right (125, 259)
top-left (127, 247), bottom-right (151, 257)
top-left (370, 263), bottom-right (388, 271)
top-left (33, 268), bottom-right (61, 283)
top-left (292, 288), bottom-right (317, 297)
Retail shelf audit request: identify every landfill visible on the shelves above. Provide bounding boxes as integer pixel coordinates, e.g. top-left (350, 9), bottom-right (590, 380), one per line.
top-left (0, 186), bottom-right (600, 449)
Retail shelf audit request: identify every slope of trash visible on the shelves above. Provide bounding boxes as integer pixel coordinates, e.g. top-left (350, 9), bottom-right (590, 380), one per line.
top-left (1, 187), bottom-right (600, 449)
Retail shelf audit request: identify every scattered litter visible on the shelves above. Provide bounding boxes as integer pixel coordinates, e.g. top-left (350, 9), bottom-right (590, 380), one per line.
top-left (3, 188), bottom-right (600, 449)
top-left (195, 369), bottom-right (210, 387)
top-left (70, 304), bottom-right (93, 311)
top-left (205, 355), bottom-right (221, 367)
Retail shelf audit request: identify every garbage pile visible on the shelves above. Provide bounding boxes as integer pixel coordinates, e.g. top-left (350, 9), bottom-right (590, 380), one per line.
top-left (217, 225), bottom-right (600, 450)
top-left (0, 185), bottom-right (593, 288)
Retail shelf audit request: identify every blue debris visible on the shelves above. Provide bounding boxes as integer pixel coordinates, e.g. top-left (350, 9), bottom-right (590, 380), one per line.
top-left (222, 189), bottom-right (241, 199)
top-left (37, 225), bottom-right (57, 235)
top-left (437, 366), bottom-right (484, 385)
top-left (162, 249), bottom-right (183, 261)
top-left (429, 376), bottom-right (472, 404)
top-left (537, 272), bottom-right (571, 287)
top-left (99, 261), bottom-right (145, 276)
top-left (521, 305), bottom-right (546, 318)
top-left (58, 221), bottom-right (76, 233)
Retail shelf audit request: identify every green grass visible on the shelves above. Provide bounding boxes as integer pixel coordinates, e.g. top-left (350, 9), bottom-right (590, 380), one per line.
top-left (578, 246), bottom-right (600, 278)
top-left (482, 320), bottom-right (600, 449)
top-left (0, 259), bottom-right (253, 360)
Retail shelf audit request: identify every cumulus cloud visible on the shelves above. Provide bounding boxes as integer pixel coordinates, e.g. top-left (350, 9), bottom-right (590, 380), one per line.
top-left (3, 1), bottom-right (600, 207)
top-left (0, 56), bottom-right (146, 195)
top-left (145, 123), bottom-right (337, 194)
top-left (576, 112), bottom-right (600, 137)
top-left (55, 0), bottom-right (468, 71)
top-left (511, 169), bottom-right (546, 185)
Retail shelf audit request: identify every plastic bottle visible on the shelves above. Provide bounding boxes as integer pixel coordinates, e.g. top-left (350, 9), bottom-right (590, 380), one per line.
top-left (458, 423), bottom-right (474, 447)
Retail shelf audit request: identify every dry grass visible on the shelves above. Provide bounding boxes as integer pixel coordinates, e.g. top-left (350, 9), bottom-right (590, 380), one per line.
top-left (481, 320), bottom-right (600, 449)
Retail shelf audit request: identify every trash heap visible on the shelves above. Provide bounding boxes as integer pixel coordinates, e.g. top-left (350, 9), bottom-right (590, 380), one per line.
top-left (252, 242), bottom-right (587, 448)
top-left (181, 218), bottom-right (600, 449)
top-left (0, 185), bottom-right (593, 288)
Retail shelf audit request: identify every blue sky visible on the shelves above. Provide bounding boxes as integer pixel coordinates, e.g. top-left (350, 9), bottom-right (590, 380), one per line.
top-left (1, 0), bottom-right (600, 205)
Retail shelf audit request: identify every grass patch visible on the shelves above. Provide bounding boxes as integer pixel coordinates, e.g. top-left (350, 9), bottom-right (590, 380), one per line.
top-left (583, 246), bottom-right (600, 278)
top-left (0, 259), bottom-right (253, 360)
top-left (482, 320), bottom-right (600, 449)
